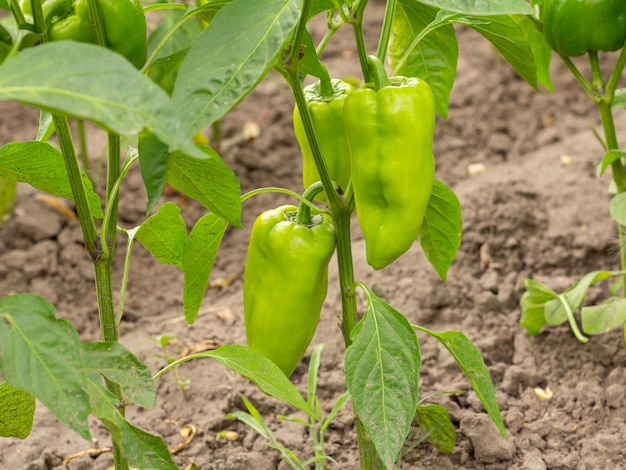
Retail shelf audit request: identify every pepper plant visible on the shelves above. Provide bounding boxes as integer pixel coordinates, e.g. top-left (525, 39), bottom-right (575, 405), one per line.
top-left (0, 0), bottom-right (551, 469)
top-left (519, 0), bottom-right (626, 342)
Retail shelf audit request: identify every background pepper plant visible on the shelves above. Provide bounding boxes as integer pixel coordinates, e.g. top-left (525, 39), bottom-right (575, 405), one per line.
top-left (519, 0), bottom-right (626, 343)
top-left (0, 0), bottom-right (553, 469)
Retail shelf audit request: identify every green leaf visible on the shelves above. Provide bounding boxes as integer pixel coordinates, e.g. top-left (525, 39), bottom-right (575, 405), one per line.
top-left (468, 15), bottom-right (538, 90)
top-left (87, 381), bottom-right (177, 470)
top-left (196, 0), bottom-right (232, 25)
top-left (36, 110), bottom-right (55, 142)
top-left (0, 294), bottom-right (91, 440)
top-left (136, 202), bottom-right (188, 270)
top-left (582, 297), bottom-right (626, 335)
top-left (419, 180), bottom-right (462, 281)
top-left (200, 345), bottom-right (315, 418)
top-left (610, 193), bottom-right (626, 226)
top-left (613, 88), bottom-right (626, 109)
top-left (519, 290), bottom-right (548, 335)
top-left (321, 390), bottom-right (351, 432)
top-left (544, 271), bottom-right (618, 325)
top-left (523, 278), bottom-right (558, 301)
top-left (297, 29), bottom-right (331, 81)
top-left (138, 131), bottom-right (171, 215)
top-left (415, 403), bottom-right (456, 454)
top-left (0, 42), bottom-right (201, 159)
top-left (167, 145), bottom-right (242, 228)
top-left (309, 0), bottom-right (334, 17)
top-left (147, 9), bottom-right (202, 62)
top-left (148, 48), bottom-right (190, 96)
top-left (0, 382), bottom-right (35, 439)
top-left (597, 149), bottom-right (626, 177)
top-left (182, 212), bottom-right (228, 324)
top-left (240, 394), bottom-right (266, 427)
top-left (414, 0), bottom-right (534, 15)
top-left (172, 0), bottom-right (303, 136)
top-left (389, 1), bottom-right (458, 119)
top-left (0, 141), bottom-right (102, 218)
top-left (307, 343), bottom-right (324, 407)
top-left (416, 327), bottom-right (506, 438)
top-left (0, 23), bottom-right (12, 66)
top-left (518, 279), bottom-right (557, 336)
top-left (81, 342), bottom-right (157, 409)
top-left (345, 287), bottom-right (421, 469)
top-left (515, 14), bottom-right (552, 91)
top-left (227, 403), bottom-right (273, 439)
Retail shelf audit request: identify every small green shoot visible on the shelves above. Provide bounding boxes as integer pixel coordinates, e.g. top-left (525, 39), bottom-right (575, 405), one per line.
top-left (226, 344), bottom-right (347, 470)
top-left (149, 335), bottom-right (191, 392)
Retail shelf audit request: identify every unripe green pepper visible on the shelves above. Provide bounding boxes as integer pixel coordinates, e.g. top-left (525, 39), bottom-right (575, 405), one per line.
top-left (541, 0), bottom-right (626, 57)
top-left (244, 202), bottom-right (335, 376)
top-left (20, 0), bottom-right (147, 68)
top-left (293, 79), bottom-right (353, 201)
top-left (344, 56), bottom-right (435, 270)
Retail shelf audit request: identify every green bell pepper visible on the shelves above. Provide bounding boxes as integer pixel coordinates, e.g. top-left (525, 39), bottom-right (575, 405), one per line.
top-left (293, 78), bottom-right (353, 201)
top-left (541, 0), bottom-right (626, 57)
top-left (244, 201), bottom-right (336, 377)
top-left (344, 56), bottom-right (435, 270)
top-left (21, 0), bottom-right (147, 68)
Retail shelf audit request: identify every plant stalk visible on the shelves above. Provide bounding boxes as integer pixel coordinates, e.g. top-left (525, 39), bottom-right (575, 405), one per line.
top-left (334, 205), bottom-right (381, 468)
top-left (587, 53), bottom-right (626, 295)
top-left (52, 116), bottom-right (100, 256)
top-left (355, 417), bottom-right (381, 469)
top-left (84, 2), bottom-right (127, 469)
top-left (334, 207), bottom-right (357, 346)
top-left (287, 2), bottom-right (377, 465)
top-left (286, 67), bottom-right (341, 213)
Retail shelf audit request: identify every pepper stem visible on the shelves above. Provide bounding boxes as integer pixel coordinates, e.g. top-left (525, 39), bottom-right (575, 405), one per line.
top-left (367, 55), bottom-right (390, 90)
top-left (296, 181), bottom-right (325, 225)
top-left (319, 75), bottom-right (334, 97)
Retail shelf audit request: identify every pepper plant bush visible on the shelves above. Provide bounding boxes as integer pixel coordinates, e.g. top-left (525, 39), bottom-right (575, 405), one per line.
top-left (0, 0), bottom-right (551, 468)
top-left (519, 0), bottom-right (626, 342)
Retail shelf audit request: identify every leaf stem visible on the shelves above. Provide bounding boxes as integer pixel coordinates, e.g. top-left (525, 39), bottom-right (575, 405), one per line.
top-left (376, 0), bottom-right (396, 61)
top-left (606, 46), bottom-right (626, 101)
top-left (116, 227), bottom-right (138, 325)
top-left (351, 1), bottom-right (372, 83)
top-left (316, 13), bottom-right (342, 57)
top-left (104, 133), bottom-right (120, 256)
top-left (101, 150), bottom-right (139, 258)
top-left (76, 121), bottom-right (91, 177)
top-left (240, 187), bottom-right (320, 214)
top-left (557, 294), bottom-right (588, 343)
top-left (559, 55), bottom-right (592, 95)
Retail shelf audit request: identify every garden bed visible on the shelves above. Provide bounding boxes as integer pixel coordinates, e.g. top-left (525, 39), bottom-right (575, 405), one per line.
top-left (1, 3), bottom-right (625, 468)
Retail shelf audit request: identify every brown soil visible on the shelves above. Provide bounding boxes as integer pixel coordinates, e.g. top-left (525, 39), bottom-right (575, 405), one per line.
top-left (2, 3), bottom-right (626, 469)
